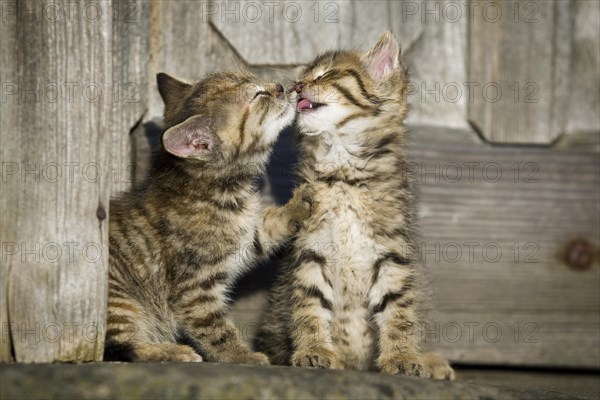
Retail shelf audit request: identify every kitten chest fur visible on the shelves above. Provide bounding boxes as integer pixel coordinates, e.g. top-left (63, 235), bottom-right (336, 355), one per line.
top-left (299, 182), bottom-right (384, 369)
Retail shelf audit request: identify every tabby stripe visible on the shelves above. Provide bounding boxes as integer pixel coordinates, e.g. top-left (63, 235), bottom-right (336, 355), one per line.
top-left (294, 284), bottom-right (333, 311)
top-left (176, 273), bottom-right (226, 293)
top-left (192, 310), bottom-right (227, 328)
top-left (372, 291), bottom-right (406, 314)
top-left (209, 330), bottom-right (236, 347)
top-left (106, 328), bottom-right (127, 338)
top-left (246, 141), bottom-right (273, 156)
top-left (258, 106), bottom-right (269, 127)
top-left (340, 68), bottom-right (381, 105)
top-left (335, 112), bottom-right (370, 129)
top-left (363, 147), bottom-right (394, 159)
top-left (137, 205), bottom-right (168, 237)
top-left (389, 226), bottom-right (410, 240)
top-left (238, 108), bottom-right (250, 153)
top-left (375, 134), bottom-right (396, 149)
top-left (331, 83), bottom-right (376, 111)
top-left (213, 173), bottom-right (255, 191)
top-left (108, 301), bottom-right (139, 313)
top-left (128, 216), bottom-right (154, 251)
top-left (297, 249), bottom-right (333, 288)
top-left (179, 294), bottom-right (219, 309)
top-left (297, 249), bottom-right (326, 266)
top-left (205, 197), bottom-right (244, 212)
top-left (117, 223), bottom-right (147, 267)
top-left (252, 231), bottom-right (263, 256)
top-left (111, 251), bottom-right (137, 279)
top-left (371, 252), bottom-right (411, 286)
top-left (107, 314), bottom-right (132, 325)
top-left (198, 271), bottom-right (229, 290)
top-left (316, 175), bottom-right (369, 187)
top-left (108, 286), bottom-right (130, 300)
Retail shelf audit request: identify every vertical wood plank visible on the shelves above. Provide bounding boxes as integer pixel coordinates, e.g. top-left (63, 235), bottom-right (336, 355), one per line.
top-left (0, 0), bottom-right (147, 362)
top-left (390, 0), bottom-right (469, 128)
top-left (468, 0), bottom-right (572, 144)
top-left (146, 0), bottom-right (242, 120)
top-left (0, 0), bottom-right (19, 363)
top-left (566, 0), bottom-right (600, 135)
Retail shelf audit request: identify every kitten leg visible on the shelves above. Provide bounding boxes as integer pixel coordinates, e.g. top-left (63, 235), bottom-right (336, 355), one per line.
top-left (256, 184), bottom-right (312, 254)
top-left (288, 253), bottom-right (343, 369)
top-left (105, 342), bottom-right (203, 362)
top-left (368, 256), bottom-right (427, 377)
top-left (105, 286), bottom-right (200, 362)
top-left (173, 267), bottom-right (269, 365)
top-left (423, 351), bottom-right (455, 380)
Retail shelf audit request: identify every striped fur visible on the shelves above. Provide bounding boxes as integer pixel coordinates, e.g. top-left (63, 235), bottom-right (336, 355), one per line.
top-left (255, 32), bottom-right (454, 379)
top-left (105, 71), bottom-right (309, 363)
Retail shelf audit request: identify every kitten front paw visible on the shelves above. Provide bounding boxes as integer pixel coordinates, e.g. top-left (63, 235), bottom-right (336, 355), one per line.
top-left (423, 352), bottom-right (455, 380)
top-left (132, 343), bottom-right (203, 363)
top-left (233, 350), bottom-right (270, 366)
top-left (378, 354), bottom-right (429, 377)
top-left (291, 348), bottom-right (342, 369)
top-left (286, 186), bottom-right (314, 233)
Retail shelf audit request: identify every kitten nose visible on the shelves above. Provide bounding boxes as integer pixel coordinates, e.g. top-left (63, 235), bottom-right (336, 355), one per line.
top-left (276, 83), bottom-right (284, 94)
top-left (294, 82), bottom-right (305, 94)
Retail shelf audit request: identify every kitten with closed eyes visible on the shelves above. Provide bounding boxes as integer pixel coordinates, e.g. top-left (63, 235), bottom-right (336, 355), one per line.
top-left (256, 32), bottom-right (454, 380)
top-left (105, 71), bottom-right (310, 363)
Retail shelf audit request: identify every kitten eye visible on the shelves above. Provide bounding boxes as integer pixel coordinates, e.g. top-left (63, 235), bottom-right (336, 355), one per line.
top-left (253, 91), bottom-right (270, 100)
top-left (315, 71), bottom-right (332, 82)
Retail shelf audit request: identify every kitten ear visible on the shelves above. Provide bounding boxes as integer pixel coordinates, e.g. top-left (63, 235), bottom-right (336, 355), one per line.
top-left (157, 72), bottom-right (192, 108)
top-left (162, 115), bottom-right (216, 160)
top-left (362, 31), bottom-right (401, 81)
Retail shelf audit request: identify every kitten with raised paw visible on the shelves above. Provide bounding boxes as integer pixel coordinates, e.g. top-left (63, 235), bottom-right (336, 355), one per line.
top-left (255, 32), bottom-right (454, 380)
top-left (105, 71), bottom-right (309, 363)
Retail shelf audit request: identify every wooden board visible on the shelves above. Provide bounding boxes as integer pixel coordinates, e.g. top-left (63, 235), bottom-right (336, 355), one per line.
top-left (211, 0), bottom-right (469, 128)
top-left (145, 0), bottom-right (243, 121)
top-left (566, 0), bottom-right (600, 135)
top-left (0, 0), bottom-right (147, 362)
top-left (409, 126), bottom-right (599, 368)
top-left (456, 367), bottom-right (600, 400)
top-left (468, 0), bottom-right (572, 144)
top-left (193, 125), bottom-right (600, 369)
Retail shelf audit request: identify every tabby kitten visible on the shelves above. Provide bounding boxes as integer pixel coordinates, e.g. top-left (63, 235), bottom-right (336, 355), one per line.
top-left (255, 32), bottom-right (454, 379)
top-left (105, 71), bottom-right (308, 363)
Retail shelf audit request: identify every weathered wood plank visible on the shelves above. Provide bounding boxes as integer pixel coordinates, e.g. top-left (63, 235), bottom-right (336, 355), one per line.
top-left (231, 127), bottom-right (600, 369)
top-left (468, 0), bottom-right (572, 144)
top-left (566, 0), bottom-right (600, 135)
top-left (390, 0), bottom-right (469, 128)
top-left (211, 0), bottom-right (468, 128)
top-left (0, 0), bottom-right (19, 363)
top-left (1, 363), bottom-right (578, 400)
top-left (0, 0), bottom-right (148, 362)
top-left (409, 126), bottom-right (599, 368)
top-left (210, 0), bottom-right (389, 65)
top-left (457, 367), bottom-right (600, 399)
top-left (146, 1), bottom-right (242, 120)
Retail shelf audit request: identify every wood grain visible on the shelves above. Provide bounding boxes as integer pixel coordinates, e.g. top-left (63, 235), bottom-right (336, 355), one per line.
top-left (210, 0), bottom-right (469, 128)
top-left (566, 0), bottom-right (600, 135)
top-left (172, 125), bottom-right (599, 368)
top-left (0, 0), bottom-right (147, 362)
top-left (468, 0), bottom-right (572, 144)
top-left (409, 126), bottom-right (599, 368)
top-left (146, 1), bottom-right (243, 121)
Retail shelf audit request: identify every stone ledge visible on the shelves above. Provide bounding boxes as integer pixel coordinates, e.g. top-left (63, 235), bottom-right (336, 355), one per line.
top-left (0, 362), bottom-right (583, 400)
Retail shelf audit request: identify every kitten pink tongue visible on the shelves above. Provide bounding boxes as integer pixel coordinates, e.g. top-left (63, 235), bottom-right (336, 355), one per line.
top-left (297, 98), bottom-right (313, 112)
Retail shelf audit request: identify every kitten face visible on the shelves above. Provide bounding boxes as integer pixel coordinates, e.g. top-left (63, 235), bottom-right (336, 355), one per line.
top-left (158, 71), bottom-right (294, 162)
top-left (292, 32), bottom-right (406, 139)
